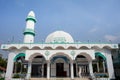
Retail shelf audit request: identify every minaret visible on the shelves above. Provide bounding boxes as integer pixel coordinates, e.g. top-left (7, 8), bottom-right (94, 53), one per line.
top-left (23, 11), bottom-right (36, 43)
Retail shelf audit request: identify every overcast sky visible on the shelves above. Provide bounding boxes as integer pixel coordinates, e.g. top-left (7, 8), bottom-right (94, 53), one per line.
top-left (0, 0), bottom-right (120, 57)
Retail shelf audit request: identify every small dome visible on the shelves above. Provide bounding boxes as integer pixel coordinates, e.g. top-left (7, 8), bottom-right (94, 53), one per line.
top-left (28, 11), bottom-right (35, 17)
top-left (45, 31), bottom-right (74, 43)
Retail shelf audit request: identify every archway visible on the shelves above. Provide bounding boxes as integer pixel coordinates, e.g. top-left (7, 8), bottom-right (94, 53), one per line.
top-left (49, 53), bottom-right (72, 77)
top-left (93, 52), bottom-right (108, 77)
top-left (13, 53), bottom-right (27, 78)
top-left (75, 53), bottom-right (92, 77)
top-left (29, 53), bottom-right (46, 78)
top-left (14, 53), bottom-right (25, 62)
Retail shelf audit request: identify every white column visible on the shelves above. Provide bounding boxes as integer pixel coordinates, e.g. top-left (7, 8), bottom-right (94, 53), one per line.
top-left (103, 61), bottom-right (105, 73)
top-left (89, 61), bottom-right (94, 77)
top-left (78, 66), bottom-right (82, 77)
top-left (71, 61), bottom-right (74, 79)
top-left (97, 62), bottom-right (99, 72)
top-left (106, 51), bottom-right (115, 79)
top-left (26, 61), bottom-right (32, 79)
top-left (5, 52), bottom-right (15, 80)
top-left (47, 61), bottom-right (50, 79)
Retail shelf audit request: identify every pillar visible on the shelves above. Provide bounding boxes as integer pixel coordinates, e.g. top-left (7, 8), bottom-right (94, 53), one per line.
top-left (89, 61), bottom-right (94, 77)
top-left (26, 61), bottom-right (32, 79)
top-left (5, 52), bottom-right (15, 80)
top-left (103, 61), bottom-right (105, 73)
top-left (97, 62), bottom-right (99, 72)
top-left (71, 61), bottom-right (74, 79)
top-left (47, 61), bottom-right (50, 79)
top-left (78, 66), bottom-right (82, 78)
top-left (106, 51), bottom-right (115, 79)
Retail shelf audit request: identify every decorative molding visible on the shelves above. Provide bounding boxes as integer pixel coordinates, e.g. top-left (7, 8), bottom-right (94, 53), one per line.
top-left (70, 50), bottom-right (75, 56)
top-left (26, 16), bottom-right (36, 23)
top-left (45, 50), bottom-right (50, 56)
top-left (23, 28), bottom-right (35, 36)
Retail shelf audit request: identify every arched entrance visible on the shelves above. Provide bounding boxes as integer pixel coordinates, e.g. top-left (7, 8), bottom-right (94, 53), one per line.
top-left (13, 53), bottom-right (27, 78)
top-left (49, 53), bottom-right (72, 77)
top-left (75, 55), bottom-right (90, 77)
top-left (93, 52), bottom-right (107, 73)
top-left (50, 55), bottom-right (70, 77)
top-left (29, 53), bottom-right (46, 78)
top-left (75, 53), bottom-right (93, 77)
top-left (92, 52), bottom-right (108, 77)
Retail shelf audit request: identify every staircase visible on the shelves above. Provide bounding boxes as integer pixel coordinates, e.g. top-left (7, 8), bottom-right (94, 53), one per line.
top-left (30, 78), bottom-right (90, 80)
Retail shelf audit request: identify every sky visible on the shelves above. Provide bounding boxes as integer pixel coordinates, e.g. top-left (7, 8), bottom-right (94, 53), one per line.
top-left (0, 0), bottom-right (120, 57)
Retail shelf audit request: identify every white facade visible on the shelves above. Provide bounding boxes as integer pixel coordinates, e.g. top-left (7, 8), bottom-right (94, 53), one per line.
top-left (0, 11), bottom-right (118, 80)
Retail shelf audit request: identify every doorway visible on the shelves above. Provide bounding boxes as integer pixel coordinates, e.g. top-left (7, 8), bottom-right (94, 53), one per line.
top-left (56, 63), bottom-right (65, 77)
top-left (31, 64), bottom-right (42, 77)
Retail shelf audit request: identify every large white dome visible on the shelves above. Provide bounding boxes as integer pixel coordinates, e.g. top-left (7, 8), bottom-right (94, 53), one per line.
top-left (45, 31), bottom-right (74, 43)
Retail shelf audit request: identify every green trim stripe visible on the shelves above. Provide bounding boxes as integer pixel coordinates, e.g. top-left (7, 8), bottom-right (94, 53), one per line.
top-left (95, 52), bottom-right (106, 60)
top-left (26, 16), bottom-right (36, 23)
top-left (23, 28), bottom-right (35, 36)
top-left (14, 53), bottom-right (25, 61)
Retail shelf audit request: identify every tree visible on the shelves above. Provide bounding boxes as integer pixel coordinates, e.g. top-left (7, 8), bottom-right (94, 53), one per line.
top-left (0, 57), bottom-right (7, 68)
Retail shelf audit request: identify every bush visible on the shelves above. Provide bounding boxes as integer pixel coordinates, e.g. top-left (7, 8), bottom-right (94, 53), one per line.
top-left (12, 73), bottom-right (20, 78)
top-left (0, 78), bottom-right (4, 80)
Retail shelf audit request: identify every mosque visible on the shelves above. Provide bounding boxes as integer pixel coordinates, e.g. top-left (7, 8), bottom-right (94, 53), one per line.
top-left (1, 11), bottom-right (118, 80)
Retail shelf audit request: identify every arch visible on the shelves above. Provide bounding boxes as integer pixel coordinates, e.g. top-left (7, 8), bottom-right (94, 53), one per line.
top-left (91, 46), bottom-right (101, 50)
top-left (79, 46), bottom-right (89, 49)
top-left (95, 52), bottom-right (106, 60)
top-left (49, 52), bottom-right (72, 62)
top-left (20, 46), bottom-right (29, 50)
top-left (55, 46), bottom-right (65, 49)
top-left (75, 52), bottom-right (92, 61)
top-left (51, 56), bottom-right (70, 64)
top-left (102, 46), bottom-right (112, 50)
top-left (31, 46), bottom-right (41, 50)
top-left (8, 46), bottom-right (18, 50)
top-left (67, 46), bottom-right (77, 49)
top-left (44, 46), bottom-right (53, 50)
top-left (14, 53), bottom-right (25, 61)
top-left (29, 53), bottom-right (46, 61)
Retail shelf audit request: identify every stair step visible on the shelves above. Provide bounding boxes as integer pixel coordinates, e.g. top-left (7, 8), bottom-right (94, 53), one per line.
top-left (30, 78), bottom-right (90, 80)
top-left (30, 78), bottom-right (47, 80)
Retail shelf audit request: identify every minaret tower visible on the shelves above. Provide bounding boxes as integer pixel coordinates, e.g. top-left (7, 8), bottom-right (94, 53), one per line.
top-left (23, 11), bottom-right (36, 43)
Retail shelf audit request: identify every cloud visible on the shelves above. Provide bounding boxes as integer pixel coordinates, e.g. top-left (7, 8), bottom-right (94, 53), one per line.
top-left (104, 35), bottom-right (118, 41)
top-left (89, 27), bottom-right (98, 33)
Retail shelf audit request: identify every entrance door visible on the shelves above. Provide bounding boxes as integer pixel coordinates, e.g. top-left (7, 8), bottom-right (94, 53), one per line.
top-left (32, 64), bottom-right (42, 77)
top-left (56, 63), bottom-right (64, 77)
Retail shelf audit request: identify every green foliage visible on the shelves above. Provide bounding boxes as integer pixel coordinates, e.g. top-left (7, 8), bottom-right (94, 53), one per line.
top-left (0, 58), bottom-right (7, 68)
top-left (0, 78), bottom-right (4, 80)
top-left (12, 73), bottom-right (20, 78)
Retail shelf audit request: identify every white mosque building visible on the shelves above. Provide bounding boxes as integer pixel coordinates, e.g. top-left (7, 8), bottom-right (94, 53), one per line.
top-left (1, 11), bottom-right (118, 80)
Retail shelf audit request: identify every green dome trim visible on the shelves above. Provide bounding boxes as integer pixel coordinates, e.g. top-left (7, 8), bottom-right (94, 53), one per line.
top-left (14, 53), bottom-right (25, 61)
top-left (95, 52), bottom-right (106, 60)
top-left (23, 28), bottom-right (35, 36)
top-left (26, 16), bottom-right (36, 23)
